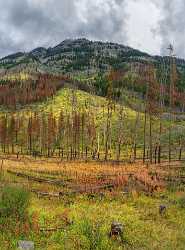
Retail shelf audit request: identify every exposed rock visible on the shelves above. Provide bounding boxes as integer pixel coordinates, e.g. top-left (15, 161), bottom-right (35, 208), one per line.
top-left (109, 222), bottom-right (124, 238)
top-left (18, 241), bottom-right (34, 250)
top-left (159, 205), bottom-right (167, 215)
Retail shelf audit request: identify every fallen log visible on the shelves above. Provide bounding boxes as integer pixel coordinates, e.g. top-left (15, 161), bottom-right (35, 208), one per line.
top-left (97, 173), bottom-right (134, 178)
top-left (31, 189), bottom-right (60, 198)
top-left (75, 183), bottom-right (115, 193)
top-left (133, 176), bottom-right (162, 194)
top-left (159, 176), bottom-right (185, 183)
top-left (7, 170), bottom-right (66, 186)
top-left (31, 183), bottom-right (115, 198)
top-left (40, 227), bottom-right (64, 232)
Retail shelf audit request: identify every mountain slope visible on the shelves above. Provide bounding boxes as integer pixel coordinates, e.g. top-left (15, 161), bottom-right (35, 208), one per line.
top-left (1, 38), bottom-right (185, 110)
top-left (1, 38), bottom-right (181, 76)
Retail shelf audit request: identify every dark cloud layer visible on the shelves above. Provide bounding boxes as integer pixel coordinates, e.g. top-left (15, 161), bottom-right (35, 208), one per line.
top-left (0, 0), bottom-right (128, 57)
top-left (154, 0), bottom-right (185, 57)
top-left (1, 0), bottom-right (185, 58)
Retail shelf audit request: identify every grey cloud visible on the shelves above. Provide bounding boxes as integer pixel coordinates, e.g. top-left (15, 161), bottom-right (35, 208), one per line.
top-left (154, 0), bottom-right (185, 57)
top-left (0, 0), bottom-right (128, 57)
top-left (76, 0), bottom-right (127, 43)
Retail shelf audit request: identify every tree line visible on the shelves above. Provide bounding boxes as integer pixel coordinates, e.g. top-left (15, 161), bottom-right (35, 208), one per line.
top-left (0, 57), bottom-right (184, 163)
top-left (0, 74), bottom-right (69, 108)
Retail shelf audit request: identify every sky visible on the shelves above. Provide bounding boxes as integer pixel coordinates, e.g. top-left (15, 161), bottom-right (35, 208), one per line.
top-left (0, 0), bottom-right (184, 58)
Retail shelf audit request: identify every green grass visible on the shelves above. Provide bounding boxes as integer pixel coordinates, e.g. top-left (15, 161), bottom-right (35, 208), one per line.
top-left (1, 159), bottom-right (185, 249)
top-left (1, 189), bottom-right (185, 249)
top-left (0, 86), bottom-right (184, 158)
top-left (0, 186), bottom-right (30, 219)
top-left (0, 87), bottom-right (136, 117)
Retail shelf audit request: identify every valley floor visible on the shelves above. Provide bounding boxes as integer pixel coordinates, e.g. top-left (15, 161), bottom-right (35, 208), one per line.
top-left (0, 156), bottom-right (185, 250)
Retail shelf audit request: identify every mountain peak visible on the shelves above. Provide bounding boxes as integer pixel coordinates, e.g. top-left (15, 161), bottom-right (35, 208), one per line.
top-left (1, 38), bottom-right (185, 76)
top-left (30, 47), bottom-right (47, 57)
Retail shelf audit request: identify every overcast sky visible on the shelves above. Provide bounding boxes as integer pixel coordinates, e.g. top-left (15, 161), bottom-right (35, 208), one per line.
top-left (0, 0), bottom-right (184, 58)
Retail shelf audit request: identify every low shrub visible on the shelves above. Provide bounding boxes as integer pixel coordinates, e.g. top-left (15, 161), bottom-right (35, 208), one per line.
top-left (177, 196), bottom-right (185, 208)
top-left (0, 186), bottom-right (30, 220)
top-left (77, 218), bottom-right (109, 250)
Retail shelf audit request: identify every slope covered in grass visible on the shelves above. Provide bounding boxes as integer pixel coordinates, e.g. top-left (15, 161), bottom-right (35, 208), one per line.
top-left (0, 87), bottom-right (184, 160)
top-left (9, 87), bottom-right (136, 118)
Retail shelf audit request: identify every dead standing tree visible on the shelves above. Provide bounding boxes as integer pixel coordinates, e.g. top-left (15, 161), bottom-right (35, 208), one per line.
top-left (157, 57), bottom-right (167, 164)
top-left (116, 106), bottom-right (125, 161)
top-left (142, 64), bottom-right (149, 163)
top-left (71, 88), bottom-right (78, 159)
top-left (104, 72), bottom-right (114, 161)
top-left (147, 65), bottom-right (160, 164)
top-left (142, 63), bottom-right (159, 164)
top-left (168, 44), bottom-right (178, 164)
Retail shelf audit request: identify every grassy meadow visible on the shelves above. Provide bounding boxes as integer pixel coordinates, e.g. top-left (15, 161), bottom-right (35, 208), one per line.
top-left (0, 157), bottom-right (185, 249)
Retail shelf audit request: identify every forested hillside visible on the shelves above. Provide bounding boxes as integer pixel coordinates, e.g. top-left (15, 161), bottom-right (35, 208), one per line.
top-left (0, 40), bottom-right (184, 163)
top-left (1, 39), bottom-right (185, 107)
